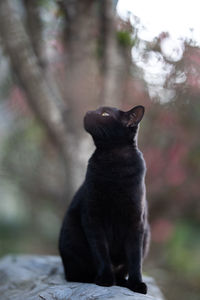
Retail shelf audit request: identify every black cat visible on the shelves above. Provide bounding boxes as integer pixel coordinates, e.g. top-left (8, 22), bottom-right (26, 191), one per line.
top-left (59, 105), bottom-right (150, 294)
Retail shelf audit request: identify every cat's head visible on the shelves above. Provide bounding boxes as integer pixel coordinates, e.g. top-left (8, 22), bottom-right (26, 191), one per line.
top-left (84, 105), bottom-right (144, 147)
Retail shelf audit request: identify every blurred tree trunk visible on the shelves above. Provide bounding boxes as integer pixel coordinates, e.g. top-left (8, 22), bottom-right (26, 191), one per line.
top-left (0, 0), bottom-right (131, 202)
top-left (23, 0), bottom-right (45, 67)
top-left (100, 0), bottom-right (129, 105)
top-left (58, 0), bottom-right (101, 127)
top-left (0, 0), bottom-right (76, 199)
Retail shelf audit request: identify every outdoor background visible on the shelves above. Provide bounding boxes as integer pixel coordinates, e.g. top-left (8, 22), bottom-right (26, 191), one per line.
top-left (0, 1), bottom-right (199, 300)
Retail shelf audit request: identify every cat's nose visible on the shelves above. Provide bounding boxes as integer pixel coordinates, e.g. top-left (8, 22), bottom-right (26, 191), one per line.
top-left (86, 110), bottom-right (100, 115)
top-left (86, 110), bottom-right (92, 115)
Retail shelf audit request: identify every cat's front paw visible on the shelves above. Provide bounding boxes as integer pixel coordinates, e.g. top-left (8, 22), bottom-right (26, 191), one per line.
top-left (128, 281), bottom-right (147, 294)
top-left (95, 269), bottom-right (115, 287)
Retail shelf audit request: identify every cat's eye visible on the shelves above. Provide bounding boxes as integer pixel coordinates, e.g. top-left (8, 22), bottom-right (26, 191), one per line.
top-left (101, 112), bottom-right (110, 117)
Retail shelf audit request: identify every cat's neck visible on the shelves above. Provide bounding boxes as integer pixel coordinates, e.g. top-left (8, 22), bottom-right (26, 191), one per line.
top-left (87, 141), bottom-right (145, 181)
top-left (92, 142), bottom-right (142, 161)
top-left (94, 139), bottom-right (138, 151)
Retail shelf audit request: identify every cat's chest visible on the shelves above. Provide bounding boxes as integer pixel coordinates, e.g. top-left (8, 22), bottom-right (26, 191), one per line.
top-left (104, 200), bottom-right (133, 224)
top-left (88, 150), bottom-right (145, 187)
top-left (95, 191), bottom-right (141, 226)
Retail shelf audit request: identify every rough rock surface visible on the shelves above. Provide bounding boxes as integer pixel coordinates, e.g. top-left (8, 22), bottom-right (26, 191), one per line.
top-left (0, 255), bottom-right (164, 300)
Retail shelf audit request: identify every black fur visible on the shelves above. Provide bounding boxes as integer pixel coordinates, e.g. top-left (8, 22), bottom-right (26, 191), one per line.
top-left (59, 105), bottom-right (150, 294)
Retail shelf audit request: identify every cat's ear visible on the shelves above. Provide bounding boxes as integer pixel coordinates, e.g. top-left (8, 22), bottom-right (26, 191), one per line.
top-left (123, 105), bottom-right (145, 127)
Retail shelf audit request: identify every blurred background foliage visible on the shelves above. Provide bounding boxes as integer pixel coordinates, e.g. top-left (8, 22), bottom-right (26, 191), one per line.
top-left (0, 1), bottom-right (199, 300)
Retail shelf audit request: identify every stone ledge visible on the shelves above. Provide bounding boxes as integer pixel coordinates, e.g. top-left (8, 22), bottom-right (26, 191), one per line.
top-left (0, 255), bottom-right (164, 300)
